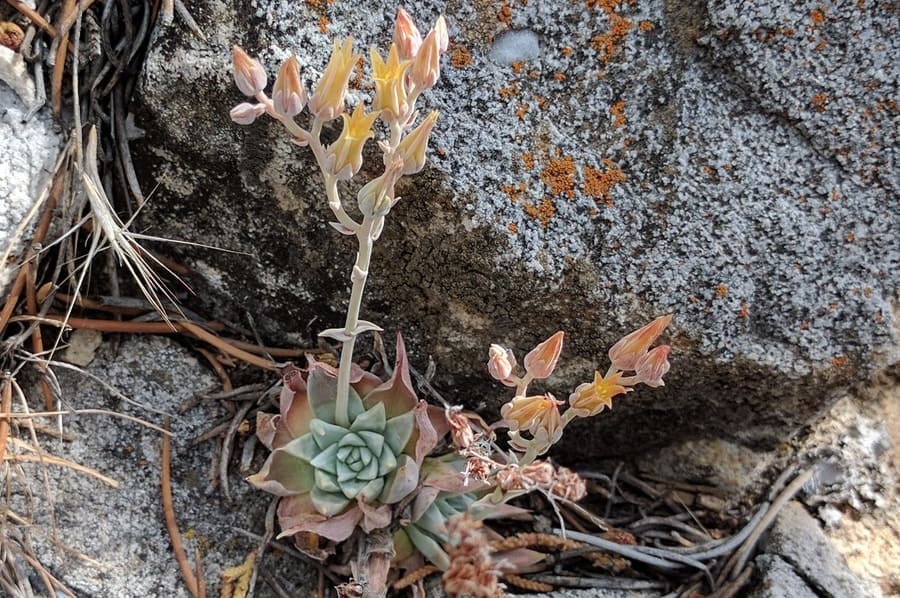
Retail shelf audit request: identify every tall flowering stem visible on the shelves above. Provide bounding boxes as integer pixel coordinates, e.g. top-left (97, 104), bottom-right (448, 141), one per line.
top-left (230, 12), bottom-right (449, 426)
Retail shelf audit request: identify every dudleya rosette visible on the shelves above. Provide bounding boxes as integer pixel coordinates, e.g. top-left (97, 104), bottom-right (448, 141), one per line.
top-left (249, 335), bottom-right (443, 542)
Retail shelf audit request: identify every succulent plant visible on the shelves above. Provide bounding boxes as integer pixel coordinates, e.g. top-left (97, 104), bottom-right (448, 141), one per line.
top-left (249, 335), bottom-right (444, 542)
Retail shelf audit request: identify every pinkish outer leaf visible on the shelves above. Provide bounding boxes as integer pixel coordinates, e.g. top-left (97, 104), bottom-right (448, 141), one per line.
top-left (305, 354), bottom-right (382, 398)
top-left (277, 495), bottom-right (363, 542)
top-left (256, 412), bottom-right (279, 450)
top-left (246, 447), bottom-right (314, 497)
top-left (412, 401), bottom-right (437, 465)
top-left (357, 497), bottom-right (392, 532)
top-left (279, 364), bottom-right (312, 440)
top-left (363, 333), bottom-right (417, 418)
top-left (427, 404), bottom-right (451, 439)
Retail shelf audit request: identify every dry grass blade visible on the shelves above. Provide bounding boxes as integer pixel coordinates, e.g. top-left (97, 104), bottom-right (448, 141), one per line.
top-left (75, 126), bottom-right (187, 328)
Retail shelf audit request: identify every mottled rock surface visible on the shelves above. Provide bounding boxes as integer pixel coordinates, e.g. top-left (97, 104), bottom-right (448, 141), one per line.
top-left (11, 336), bottom-right (317, 596)
top-left (758, 501), bottom-right (876, 597)
top-left (0, 80), bottom-right (61, 294)
top-left (133, 0), bottom-right (900, 459)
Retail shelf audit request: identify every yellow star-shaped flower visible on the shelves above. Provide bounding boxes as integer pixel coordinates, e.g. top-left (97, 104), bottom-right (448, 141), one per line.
top-left (568, 371), bottom-right (631, 418)
top-left (370, 43), bottom-right (411, 122)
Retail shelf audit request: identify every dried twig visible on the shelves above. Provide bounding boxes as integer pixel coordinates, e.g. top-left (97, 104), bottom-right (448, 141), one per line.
top-left (160, 417), bottom-right (200, 597)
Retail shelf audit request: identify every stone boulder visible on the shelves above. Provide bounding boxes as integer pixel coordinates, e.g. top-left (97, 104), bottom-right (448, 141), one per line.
top-left (133, 0), bottom-right (899, 458)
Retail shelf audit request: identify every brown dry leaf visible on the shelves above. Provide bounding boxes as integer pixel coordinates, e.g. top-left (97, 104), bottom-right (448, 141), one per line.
top-left (220, 552), bottom-right (256, 598)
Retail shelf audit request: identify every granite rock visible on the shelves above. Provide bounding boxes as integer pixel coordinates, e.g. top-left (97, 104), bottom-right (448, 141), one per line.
top-left (132, 0), bottom-right (900, 459)
top-left (10, 336), bottom-right (317, 597)
top-left (761, 501), bottom-right (876, 597)
top-left (0, 77), bottom-right (61, 295)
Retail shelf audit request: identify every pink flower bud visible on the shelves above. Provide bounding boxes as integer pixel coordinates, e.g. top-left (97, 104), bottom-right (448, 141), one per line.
top-left (393, 8), bottom-right (422, 60)
top-left (229, 102), bottom-right (266, 125)
top-left (487, 344), bottom-right (516, 384)
top-left (395, 111), bottom-right (438, 175)
top-left (523, 331), bottom-right (564, 380)
top-left (409, 28), bottom-right (441, 89)
top-left (232, 45), bottom-right (267, 97)
top-left (634, 345), bottom-right (671, 387)
top-left (608, 314), bottom-right (673, 371)
top-left (433, 15), bottom-right (449, 53)
top-left (272, 56), bottom-right (306, 117)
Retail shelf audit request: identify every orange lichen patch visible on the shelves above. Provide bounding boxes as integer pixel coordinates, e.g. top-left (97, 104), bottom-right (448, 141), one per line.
top-left (511, 61), bottom-right (524, 74)
top-left (831, 354), bottom-right (848, 368)
top-left (499, 83), bottom-right (519, 100)
top-left (863, 287), bottom-right (873, 298)
top-left (515, 102), bottom-right (530, 120)
top-left (524, 198), bottom-right (556, 228)
top-left (688, 295), bottom-right (700, 304)
top-left (553, 71), bottom-right (567, 81)
top-left (591, 12), bottom-right (633, 63)
top-left (534, 95), bottom-right (548, 110)
top-left (508, 223), bottom-right (518, 234)
top-left (715, 283), bottom-right (728, 298)
top-left (317, 16), bottom-right (329, 33)
top-left (305, 0), bottom-right (334, 8)
top-left (529, 69), bottom-right (539, 79)
top-left (800, 321), bottom-right (810, 330)
top-left (810, 7), bottom-right (825, 24)
top-left (561, 46), bottom-right (574, 56)
top-left (540, 155), bottom-right (577, 198)
top-left (639, 20), bottom-right (654, 32)
top-left (610, 100), bottom-right (626, 128)
top-left (586, 0), bottom-right (620, 11)
top-left (499, 1), bottom-right (512, 24)
top-left (815, 39), bottom-right (828, 51)
top-left (350, 56), bottom-right (365, 89)
top-left (521, 153), bottom-right (535, 171)
top-left (811, 93), bottom-right (831, 112)
top-left (450, 43), bottom-right (473, 68)
top-left (503, 182), bottom-right (526, 202)
top-left (583, 159), bottom-right (625, 206)
top-left (738, 301), bottom-right (749, 319)
top-left (845, 232), bottom-right (856, 242)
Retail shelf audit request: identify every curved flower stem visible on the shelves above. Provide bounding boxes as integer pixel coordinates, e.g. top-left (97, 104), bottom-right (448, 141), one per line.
top-left (334, 215), bottom-right (377, 426)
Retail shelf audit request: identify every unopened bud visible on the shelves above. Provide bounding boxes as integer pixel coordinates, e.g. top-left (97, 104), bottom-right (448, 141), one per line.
top-left (394, 111), bottom-right (438, 175)
top-left (409, 28), bottom-right (441, 89)
top-left (357, 160), bottom-right (404, 218)
top-left (608, 314), bottom-right (673, 371)
top-left (232, 45), bottom-right (267, 96)
top-left (433, 16), bottom-right (449, 53)
top-left (393, 8), bottom-right (422, 60)
top-left (487, 344), bottom-right (516, 385)
top-left (634, 345), bottom-right (671, 387)
top-left (523, 331), bottom-right (564, 380)
top-left (229, 102), bottom-right (266, 125)
top-left (272, 56), bottom-right (306, 117)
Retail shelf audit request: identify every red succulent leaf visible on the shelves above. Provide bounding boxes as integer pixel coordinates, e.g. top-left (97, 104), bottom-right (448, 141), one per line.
top-left (363, 333), bottom-right (417, 418)
top-left (277, 494), bottom-right (363, 543)
top-left (412, 401), bottom-right (438, 465)
top-left (357, 497), bottom-right (392, 532)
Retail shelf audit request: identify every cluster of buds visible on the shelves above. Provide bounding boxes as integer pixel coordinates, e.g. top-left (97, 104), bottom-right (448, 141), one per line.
top-left (442, 515), bottom-right (504, 598)
top-left (495, 460), bottom-right (587, 502)
top-left (230, 8), bottom-right (448, 203)
top-left (490, 316), bottom-right (673, 462)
